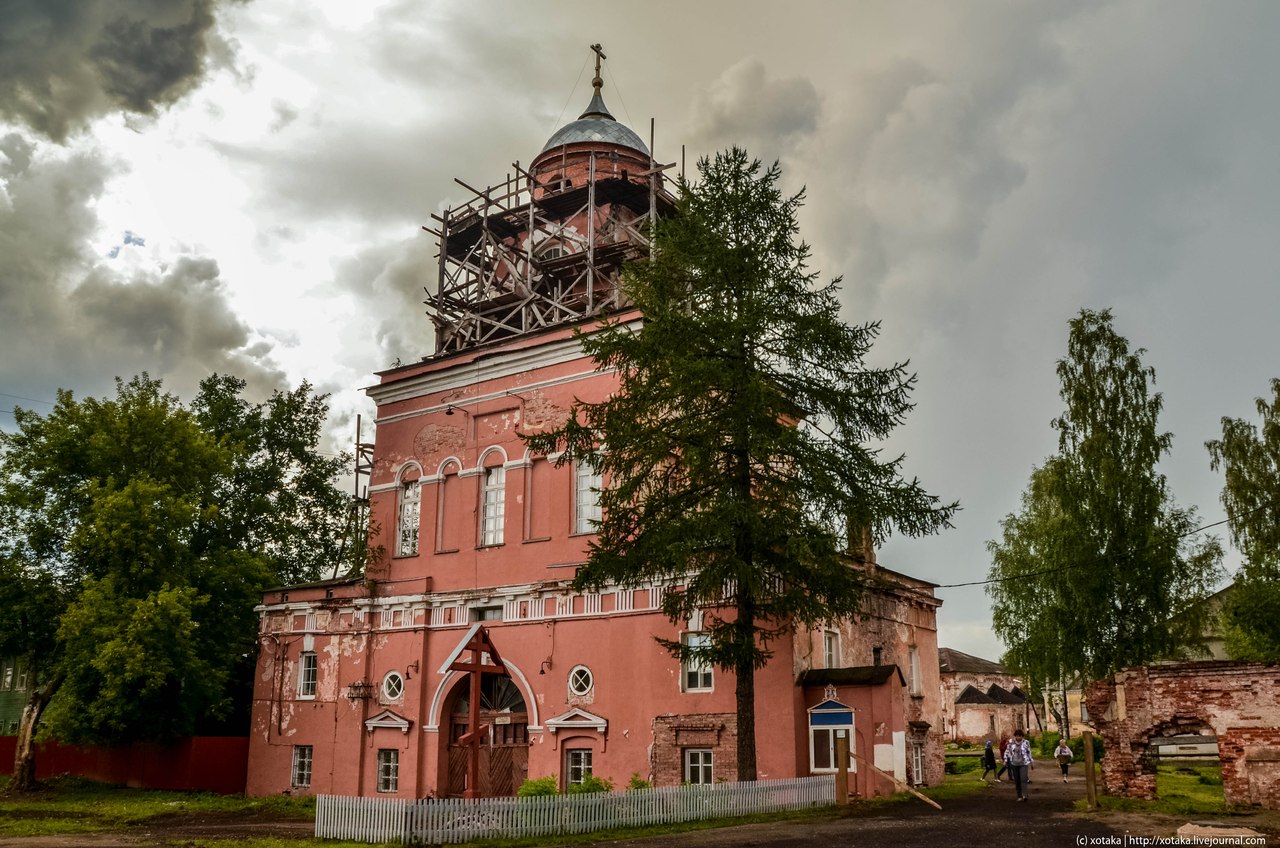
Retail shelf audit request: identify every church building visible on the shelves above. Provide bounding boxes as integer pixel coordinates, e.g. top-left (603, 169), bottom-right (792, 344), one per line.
top-left (244, 48), bottom-right (945, 799)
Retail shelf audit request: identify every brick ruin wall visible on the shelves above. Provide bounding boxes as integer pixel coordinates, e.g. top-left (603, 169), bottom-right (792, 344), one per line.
top-left (651, 713), bottom-right (738, 786)
top-left (1084, 662), bottom-right (1280, 808)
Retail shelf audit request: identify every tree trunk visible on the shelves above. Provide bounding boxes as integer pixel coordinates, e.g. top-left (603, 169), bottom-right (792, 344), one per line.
top-left (735, 591), bottom-right (758, 781)
top-left (6, 675), bottom-right (60, 795)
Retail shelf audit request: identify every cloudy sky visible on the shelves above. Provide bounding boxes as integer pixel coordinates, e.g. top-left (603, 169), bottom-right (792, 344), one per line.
top-left (2, 1), bottom-right (1277, 661)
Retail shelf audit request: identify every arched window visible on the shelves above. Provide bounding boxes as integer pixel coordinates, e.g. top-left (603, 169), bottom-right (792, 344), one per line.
top-left (396, 469), bottom-right (422, 557)
top-left (480, 462), bottom-right (506, 547)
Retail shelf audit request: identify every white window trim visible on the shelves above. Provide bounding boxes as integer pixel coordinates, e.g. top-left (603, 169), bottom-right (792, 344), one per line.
top-left (291, 745), bottom-right (313, 789)
top-left (681, 632), bottom-right (713, 693)
top-left (567, 665), bottom-right (594, 697)
top-left (382, 671), bottom-right (404, 702)
top-left (809, 724), bottom-right (855, 774)
top-left (823, 630), bottom-right (840, 669)
top-left (480, 465), bottom-right (506, 546)
top-left (573, 457), bottom-right (602, 534)
top-left (397, 479), bottom-right (421, 556)
top-left (377, 748), bottom-right (399, 793)
top-left (565, 748), bottom-right (593, 785)
top-left (298, 651), bottom-right (318, 700)
top-left (684, 748), bottom-right (714, 785)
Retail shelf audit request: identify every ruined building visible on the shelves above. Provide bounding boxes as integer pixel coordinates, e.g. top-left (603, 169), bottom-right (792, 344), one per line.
top-left (245, 49), bottom-right (945, 798)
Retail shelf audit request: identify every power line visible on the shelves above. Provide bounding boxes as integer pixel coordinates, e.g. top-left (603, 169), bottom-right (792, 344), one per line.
top-left (936, 503), bottom-right (1272, 590)
top-left (0, 392), bottom-right (55, 406)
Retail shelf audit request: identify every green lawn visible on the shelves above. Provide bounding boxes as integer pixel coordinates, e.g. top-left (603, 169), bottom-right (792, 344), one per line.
top-left (1084, 762), bottom-right (1234, 817)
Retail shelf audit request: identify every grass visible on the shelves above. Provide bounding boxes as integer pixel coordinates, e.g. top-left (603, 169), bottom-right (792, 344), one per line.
top-left (0, 769), bottom-right (987, 848)
top-left (0, 775), bottom-right (315, 839)
top-left (1080, 762), bottom-right (1237, 818)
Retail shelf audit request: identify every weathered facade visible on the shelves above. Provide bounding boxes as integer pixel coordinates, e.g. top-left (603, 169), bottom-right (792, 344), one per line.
top-left (1085, 661), bottom-right (1280, 809)
top-left (937, 648), bottom-right (1035, 743)
top-left (244, 51), bottom-right (944, 799)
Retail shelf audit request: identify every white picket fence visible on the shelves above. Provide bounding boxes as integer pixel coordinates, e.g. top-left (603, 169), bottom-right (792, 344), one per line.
top-left (315, 775), bottom-right (835, 844)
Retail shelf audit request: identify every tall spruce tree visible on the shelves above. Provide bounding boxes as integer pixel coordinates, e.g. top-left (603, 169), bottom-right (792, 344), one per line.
top-left (1206, 378), bottom-right (1280, 660)
top-left (524, 148), bottom-right (956, 780)
top-left (988, 309), bottom-right (1222, 689)
top-left (0, 374), bottom-right (352, 792)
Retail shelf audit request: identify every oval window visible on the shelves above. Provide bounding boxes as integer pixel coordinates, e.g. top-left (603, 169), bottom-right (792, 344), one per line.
top-left (383, 671), bottom-right (404, 701)
top-left (568, 665), bottom-right (593, 697)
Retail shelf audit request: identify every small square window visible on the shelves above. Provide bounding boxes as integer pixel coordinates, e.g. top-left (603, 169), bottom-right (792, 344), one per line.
top-left (471, 606), bottom-right (503, 622)
top-left (291, 745), bottom-right (313, 789)
top-left (377, 749), bottom-right (399, 793)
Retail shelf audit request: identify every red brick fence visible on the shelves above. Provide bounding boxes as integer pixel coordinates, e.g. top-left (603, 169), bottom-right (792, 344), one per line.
top-left (0, 736), bottom-right (248, 794)
top-left (1085, 661), bottom-right (1280, 808)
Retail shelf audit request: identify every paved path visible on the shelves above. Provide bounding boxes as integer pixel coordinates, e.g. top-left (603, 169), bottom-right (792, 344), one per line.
top-left (593, 760), bottom-right (1120, 848)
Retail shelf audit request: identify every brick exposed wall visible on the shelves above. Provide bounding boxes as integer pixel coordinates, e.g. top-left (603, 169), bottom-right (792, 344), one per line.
top-left (1085, 662), bottom-right (1280, 808)
top-left (651, 713), bottom-right (737, 786)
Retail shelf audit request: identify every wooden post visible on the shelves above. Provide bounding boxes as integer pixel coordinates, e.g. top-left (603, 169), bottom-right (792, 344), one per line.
top-left (1083, 730), bottom-right (1098, 809)
top-left (835, 731), bottom-right (850, 804)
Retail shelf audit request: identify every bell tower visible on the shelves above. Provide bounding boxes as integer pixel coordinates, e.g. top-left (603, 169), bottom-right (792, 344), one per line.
top-left (425, 45), bottom-right (676, 354)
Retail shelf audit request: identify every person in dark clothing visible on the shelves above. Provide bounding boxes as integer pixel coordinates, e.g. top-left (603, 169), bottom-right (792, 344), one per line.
top-left (981, 740), bottom-right (998, 781)
top-left (994, 736), bottom-right (1009, 782)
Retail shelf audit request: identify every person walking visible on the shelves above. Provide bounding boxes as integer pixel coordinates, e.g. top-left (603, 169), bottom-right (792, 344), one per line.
top-left (981, 740), bottom-right (998, 781)
top-left (1055, 738), bottom-right (1074, 782)
top-left (994, 736), bottom-right (1009, 782)
top-left (1004, 729), bottom-right (1033, 801)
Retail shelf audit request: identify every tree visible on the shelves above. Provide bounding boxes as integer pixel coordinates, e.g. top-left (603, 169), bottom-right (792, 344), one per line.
top-left (0, 374), bottom-right (351, 792)
top-left (1206, 378), bottom-right (1280, 660)
top-left (988, 309), bottom-right (1222, 690)
top-left (524, 148), bottom-right (956, 780)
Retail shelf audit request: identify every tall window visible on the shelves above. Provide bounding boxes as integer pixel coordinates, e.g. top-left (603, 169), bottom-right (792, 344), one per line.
top-left (909, 646), bottom-right (922, 695)
top-left (397, 479), bottom-right (421, 556)
top-left (684, 749), bottom-right (713, 785)
top-left (298, 651), bottom-right (317, 699)
top-left (291, 745), bottom-right (313, 788)
top-left (1, 660), bottom-right (13, 690)
top-left (911, 743), bottom-right (925, 786)
top-left (573, 458), bottom-right (602, 534)
top-left (823, 630), bottom-right (840, 668)
top-left (565, 748), bottom-right (592, 785)
top-left (481, 465), bottom-right (505, 546)
top-left (682, 632), bottom-right (713, 692)
top-left (377, 749), bottom-right (399, 792)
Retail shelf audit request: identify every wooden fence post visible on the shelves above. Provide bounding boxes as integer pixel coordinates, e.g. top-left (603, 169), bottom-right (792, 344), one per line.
top-left (1083, 730), bottom-right (1098, 809)
top-left (835, 731), bottom-right (850, 805)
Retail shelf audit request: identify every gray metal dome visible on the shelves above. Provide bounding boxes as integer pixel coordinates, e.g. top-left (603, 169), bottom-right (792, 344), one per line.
top-left (541, 115), bottom-right (649, 156)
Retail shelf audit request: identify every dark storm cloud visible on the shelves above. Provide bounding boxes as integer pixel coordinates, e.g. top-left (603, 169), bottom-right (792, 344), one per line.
top-left (686, 60), bottom-right (821, 163)
top-left (0, 135), bottom-right (282, 404)
top-left (0, 0), bottom-right (240, 142)
top-left (330, 235), bottom-right (437, 367)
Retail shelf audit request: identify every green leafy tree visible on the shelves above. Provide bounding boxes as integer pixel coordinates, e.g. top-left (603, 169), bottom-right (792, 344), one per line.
top-left (1206, 378), bottom-right (1280, 660)
top-left (525, 148), bottom-right (956, 780)
top-left (0, 374), bottom-right (351, 792)
top-left (988, 309), bottom-right (1222, 691)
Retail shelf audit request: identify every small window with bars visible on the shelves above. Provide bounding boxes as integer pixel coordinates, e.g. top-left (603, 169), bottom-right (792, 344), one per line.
top-left (377, 749), bottom-right (399, 793)
top-left (291, 745), bottom-right (313, 788)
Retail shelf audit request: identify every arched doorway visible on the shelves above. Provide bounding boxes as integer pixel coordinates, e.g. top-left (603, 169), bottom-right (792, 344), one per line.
top-left (444, 673), bottom-right (529, 796)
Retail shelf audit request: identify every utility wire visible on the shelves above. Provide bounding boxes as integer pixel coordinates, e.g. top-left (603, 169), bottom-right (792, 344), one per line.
top-left (0, 392), bottom-right (55, 406)
top-left (936, 502), bottom-right (1274, 590)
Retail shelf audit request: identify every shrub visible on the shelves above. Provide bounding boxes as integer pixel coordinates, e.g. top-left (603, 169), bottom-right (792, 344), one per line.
top-left (1069, 735), bottom-right (1104, 762)
top-left (626, 773), bottom-right (652, 791)
top-left (568, 774), bottom-right (614, 795)
top-left (517, 775), bottom-right (559, 797)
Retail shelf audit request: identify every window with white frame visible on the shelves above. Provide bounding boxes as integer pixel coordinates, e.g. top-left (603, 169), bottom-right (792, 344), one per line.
top-left (684, 748), bottom-right (713, 785)
top-left (909, 646), bottom-right (922, 695)
top-left (568, 665), bottom-right (593, 697)
top-left (1, 660), bottom-right (13, 690)
top-left (382, 671), bottom-right (404, 702)
top-left (809, 724), bottom-right (854, 772)
top-left (573, 457), bottom-right (602, 534)
top-left (377, 748), bottom-right (399, 792)
top-left (911, 742), bottom-right (925, 785)
top-left (14, 661), bottom-right (27, 690)
top-left (397, 478), bottom-right (421, 556)
top-left (823, 630), bottom-right (840, 668)
top-left (565, 748), bottom-right (592, 785)
top-left (298, 652), bottom-right (317, 698)
top-left (481, 465), bottom-right (505, 546)
top-left (291, 745), bottom-right (313, 788)
top-left (681, 632), bottom-right (713, 692)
